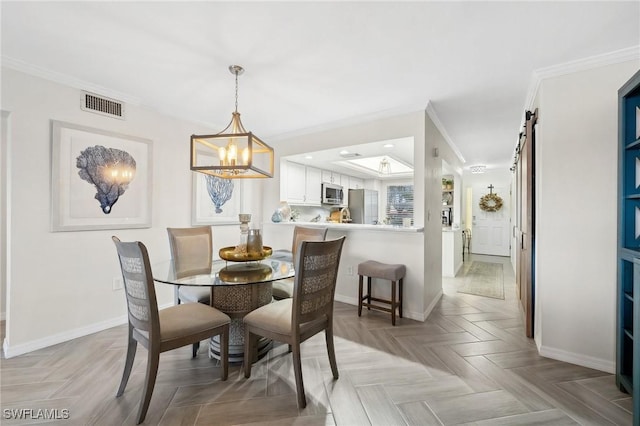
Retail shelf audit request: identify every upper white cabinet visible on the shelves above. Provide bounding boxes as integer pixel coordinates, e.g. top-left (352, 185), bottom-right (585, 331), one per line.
top-left (348, 177), bottom-right (364, 189)
top-left (281, 160), bottom-right (365, 207)
top-left (281, 161), bottom-right (322, 205)
top-left (321, 170), bottom-right (343, 186)
top-left (305, 166), bottom-right (322, 205)
top-left (283, 161), bottom-right (306, 204)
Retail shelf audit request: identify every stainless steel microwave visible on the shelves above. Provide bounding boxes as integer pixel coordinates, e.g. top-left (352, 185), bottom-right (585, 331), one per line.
top-left (322, 182), bottom-right (344, 205)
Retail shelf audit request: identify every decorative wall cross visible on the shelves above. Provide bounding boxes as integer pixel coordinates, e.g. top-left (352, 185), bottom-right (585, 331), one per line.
top-left (488, 184), bottom-right (495, 194)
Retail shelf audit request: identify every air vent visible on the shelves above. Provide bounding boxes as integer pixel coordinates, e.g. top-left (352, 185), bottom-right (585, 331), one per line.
top-left (80, 92), bottom-right (125, 119)
top-left (340, 152), bottom-right (361, 158)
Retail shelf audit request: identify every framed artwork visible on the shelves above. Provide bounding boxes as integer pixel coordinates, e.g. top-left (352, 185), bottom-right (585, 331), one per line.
top-left (51, 120), bottom-right (152, 232)
top-left (191, 171), bottom-right (242, 225)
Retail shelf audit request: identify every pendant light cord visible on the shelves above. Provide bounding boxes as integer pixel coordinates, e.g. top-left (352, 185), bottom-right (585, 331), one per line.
top-left (234, 70), bottom-right (239, 114)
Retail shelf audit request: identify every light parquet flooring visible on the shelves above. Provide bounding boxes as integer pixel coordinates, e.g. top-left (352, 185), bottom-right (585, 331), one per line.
top-left (0, 255), bottom-right (633, 425)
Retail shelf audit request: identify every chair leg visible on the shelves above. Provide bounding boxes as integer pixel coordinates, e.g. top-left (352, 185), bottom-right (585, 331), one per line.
top-left (117, 326), bottom-right (137, 397)
top-left (220, 325), bottom-right (229, 381)
top-left (192, 341), bottom-right (200, 358)
top-left (136, 349), bottom-right (160, 425)
top-left (367, 277), bottom-right (372, 310)
top-left (291, 341), bottom-right (306, 409)
top-left (391, 280), bottom-right (397, 326)
top-left (243, 328), bottom-right (253, 379)
top-left (325, 324), bottom-right (339, 380)
top-left (358, 275), bottom-right (363, 316)
top-left (399, 278), bottom-right (404, 318)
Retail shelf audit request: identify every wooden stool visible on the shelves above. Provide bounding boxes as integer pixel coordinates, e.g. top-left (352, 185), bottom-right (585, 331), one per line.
top-left (357, 260), bottom-right (406, 326)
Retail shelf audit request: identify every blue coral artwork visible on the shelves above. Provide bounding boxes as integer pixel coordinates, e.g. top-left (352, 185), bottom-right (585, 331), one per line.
top-left (205, 176), bottom-right (234, 213)
top-left (76, 145), bottom-right (137, 214)
top-left (51, 120), bottom-right (152, 232)
top-left (192, 172), bottom-right (241, 225)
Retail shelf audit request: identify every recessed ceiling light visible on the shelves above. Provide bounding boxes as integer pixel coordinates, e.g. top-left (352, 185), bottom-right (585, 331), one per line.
top-left (383, 144), bottom-right (394, 148)
top-left (305, 155), bottom-right (313, 159)
top-left (340, 150), bottom-right (349, 155)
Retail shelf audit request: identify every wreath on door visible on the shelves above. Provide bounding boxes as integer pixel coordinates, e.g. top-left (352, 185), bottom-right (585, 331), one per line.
top-left (479, 193), bottom-right (503, 212)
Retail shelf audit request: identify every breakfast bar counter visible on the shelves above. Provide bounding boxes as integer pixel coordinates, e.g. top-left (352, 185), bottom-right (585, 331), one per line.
top-left (262, 221), bottom-right (430, 323)
top-left (265, 221), bottom-right (424, 233)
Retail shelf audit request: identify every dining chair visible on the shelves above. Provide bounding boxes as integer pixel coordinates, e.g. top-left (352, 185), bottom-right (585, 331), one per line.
top-left (243, 236), bottom-right (346, 408)
top-left (167, 226), bottom-right (213, 304)
top-left (271, 226), bottom-right (328, 300)
top-left (112, 237), bottom-right (230, 424)
top-left (167, 226), bottom-right (213, 356)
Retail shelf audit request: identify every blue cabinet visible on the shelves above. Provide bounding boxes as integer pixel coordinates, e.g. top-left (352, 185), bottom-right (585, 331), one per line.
top-left (617, 69), bottom-right (640, 425)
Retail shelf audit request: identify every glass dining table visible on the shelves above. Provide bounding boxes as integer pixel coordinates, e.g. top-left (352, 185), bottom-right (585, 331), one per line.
top-left (153, 258), bottom-right (295, 363)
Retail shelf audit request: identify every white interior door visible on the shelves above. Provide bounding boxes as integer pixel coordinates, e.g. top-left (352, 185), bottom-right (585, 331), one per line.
top-left (471, 184), bottom-right (510, 256)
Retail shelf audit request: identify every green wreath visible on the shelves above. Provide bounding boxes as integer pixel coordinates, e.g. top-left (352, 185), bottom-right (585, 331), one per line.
top-left (479, 193), bottom-right (503, 212)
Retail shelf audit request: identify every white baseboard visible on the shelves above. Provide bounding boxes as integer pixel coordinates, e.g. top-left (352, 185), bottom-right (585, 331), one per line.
top-left (2, 303), bottom-right (173, 359)
top-left (423, 290), bottom-right (443, 321)
top-left (538, 344), bottom-right (614, 374)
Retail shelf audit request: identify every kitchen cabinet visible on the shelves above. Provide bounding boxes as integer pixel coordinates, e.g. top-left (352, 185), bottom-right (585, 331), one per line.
top-left (348, 177), bottom-right (364, 189)
top-left (321, 170), bottom-right (343, 185)
top-left (281, 161), bottom-right (321, 205)
top-left (305, 166), bottom-right (322, 204)
top-left (442, 228), bottom-right (462, 277)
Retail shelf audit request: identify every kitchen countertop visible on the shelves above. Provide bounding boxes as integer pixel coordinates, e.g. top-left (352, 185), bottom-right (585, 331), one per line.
top-left (265, 221), bottom-right (424, 233)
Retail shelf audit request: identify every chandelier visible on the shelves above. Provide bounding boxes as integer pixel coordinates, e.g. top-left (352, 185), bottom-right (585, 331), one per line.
top-left (378, 157), bottom-right (391, 175)
top-left (190, 65), bottom-right (274, 179)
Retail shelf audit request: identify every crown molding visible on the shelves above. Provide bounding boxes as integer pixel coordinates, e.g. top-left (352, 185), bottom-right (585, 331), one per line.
top-left (426, 101), bottom-right (465, 164)
top-left (267, 102), bottom-right (427, 142)
top-left (1, 55), bottom-right (142, 105)
top-left (524, 45), bottom-right (640, 111)
top-left (516, 46), bottom-right (640, 158)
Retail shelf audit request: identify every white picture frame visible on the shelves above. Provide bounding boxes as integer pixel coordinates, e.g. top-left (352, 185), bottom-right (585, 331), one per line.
top-left (191, 172), bottom-right (242, 225)
top-left (51, 120), bottom-right (152, 232)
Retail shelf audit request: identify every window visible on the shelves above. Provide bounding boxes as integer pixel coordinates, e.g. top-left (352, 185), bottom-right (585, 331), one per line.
top-left (386, 185), bottom-right (413, 225)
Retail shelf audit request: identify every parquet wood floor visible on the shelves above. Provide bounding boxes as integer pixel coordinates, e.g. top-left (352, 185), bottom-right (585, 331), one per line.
top-left (0, 255), bottom-right (633, 425)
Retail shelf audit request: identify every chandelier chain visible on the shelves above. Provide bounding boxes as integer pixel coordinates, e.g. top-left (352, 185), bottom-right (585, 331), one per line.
top-left (234, 70), bottom-right (239, 113)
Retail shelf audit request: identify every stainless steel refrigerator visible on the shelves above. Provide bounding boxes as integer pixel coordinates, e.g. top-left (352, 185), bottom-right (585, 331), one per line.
top-left (348, 189), bottom-right (378, 224)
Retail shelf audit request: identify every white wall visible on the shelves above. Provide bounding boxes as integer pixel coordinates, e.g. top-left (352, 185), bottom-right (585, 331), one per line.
top-left (1, 111), bottom-right (10, 321)
top-left (535, 60), bottom-right (638, 372)
top-left (1, 69), bottom-right (263, 356)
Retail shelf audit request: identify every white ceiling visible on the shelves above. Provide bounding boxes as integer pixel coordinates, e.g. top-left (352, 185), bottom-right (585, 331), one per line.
top-left (2, 2), bottom-right (638, 170)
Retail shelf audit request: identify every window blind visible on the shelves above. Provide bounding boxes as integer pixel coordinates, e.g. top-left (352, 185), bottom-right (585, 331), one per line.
top-left (386, 185), bottom-right (414, 225)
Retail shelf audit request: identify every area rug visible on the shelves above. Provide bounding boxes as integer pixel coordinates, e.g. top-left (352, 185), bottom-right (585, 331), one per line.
top-left (457, 261), bottom-right (505, 299)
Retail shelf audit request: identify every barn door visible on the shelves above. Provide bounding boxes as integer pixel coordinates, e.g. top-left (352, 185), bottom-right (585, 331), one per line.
top-left (516, 109), bottom-right (537, 338)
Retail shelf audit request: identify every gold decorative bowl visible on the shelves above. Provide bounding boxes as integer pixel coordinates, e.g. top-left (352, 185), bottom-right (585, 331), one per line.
top-left (219, 246), bottom-right (272, 262)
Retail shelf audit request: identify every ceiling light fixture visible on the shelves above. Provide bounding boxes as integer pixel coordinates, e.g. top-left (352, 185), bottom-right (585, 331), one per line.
top-left (378, 157), bottom-right (391, 175)
top-left (190, 65), bottom-right (274, 178)
top-left (470, 165), bottom-right (486, 174)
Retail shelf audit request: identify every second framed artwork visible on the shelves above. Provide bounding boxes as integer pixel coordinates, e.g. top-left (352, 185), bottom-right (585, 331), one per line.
top-left (191, 172), bottom-right (242, 225)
